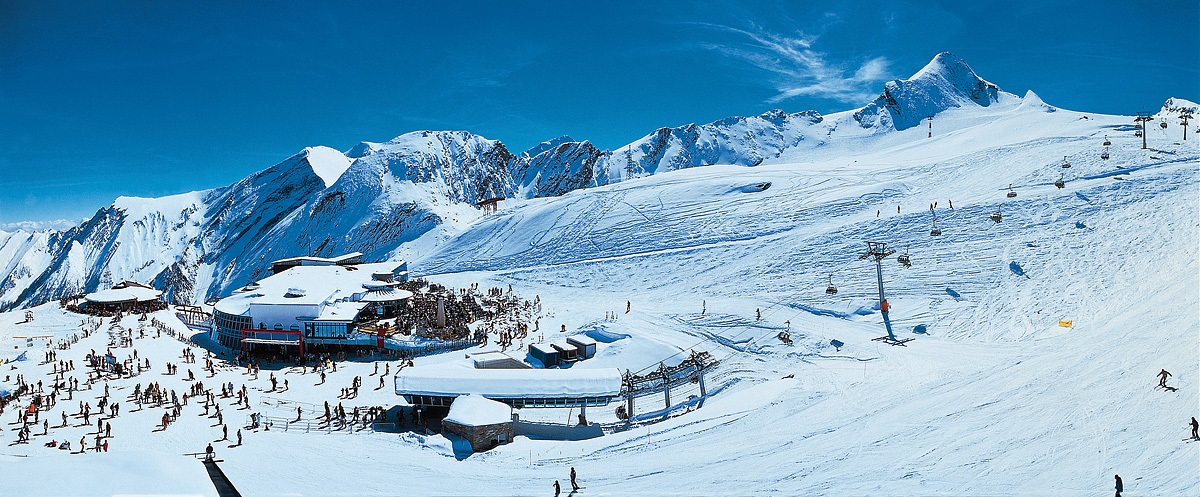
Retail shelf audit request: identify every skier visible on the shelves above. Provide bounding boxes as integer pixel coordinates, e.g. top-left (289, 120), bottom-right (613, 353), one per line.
top-left (236, 429), bottom-right (242, 446)
top-left (205, 443), bottom-right (214, 461)
top-left (1114, 474), bottom-right (1122, 497)
top-left (1190, 416), bottom-right (1198, 440)
top-left (626, 301), bottom-right (630, 314)
top-left (570, 467), bottom-right (579, 492)
top-left (1157, 369), bottom-right (1172, 388)
top-left (553, 480), bottom-right (561, 497)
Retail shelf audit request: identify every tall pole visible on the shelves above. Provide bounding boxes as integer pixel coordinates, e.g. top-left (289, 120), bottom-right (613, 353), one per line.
top-left (874, 257), bottom-right (895, 341)
top-left (859, 242), bottom-right (898, 342)
top-left (1136, 112), bottom-right (1152, 150)
top-left (1182, 112), bottom-right (1191, 141)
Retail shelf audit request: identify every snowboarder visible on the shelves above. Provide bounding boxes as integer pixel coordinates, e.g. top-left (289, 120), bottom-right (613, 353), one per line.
top-left (570, 467), bottom-right (579, 492)
top-left (1157, 369), bottom-right (1172, 388)
top-left (1114, 474), bottom-right (1122, 497)
top-left (1191, 416), bottom-right (1198, 440)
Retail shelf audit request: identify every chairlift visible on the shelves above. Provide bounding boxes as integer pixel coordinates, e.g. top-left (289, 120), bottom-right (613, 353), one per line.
top-left (1135, 130), bottom-right (1143, 137)
top-left (897, 245), bottom-right (912, 268)
top-left (1159, 119), bottom-right (1168, 129)
top-left (1006, 184), bottom-right (1017, 198)
top-left (1102, 135), bottom-right (1111, 147)
top-left (1060, 156), bottom-right (1071, 169)
top-left (1101, 150), bottom-right (1110, 160)
top-left (1054, 173), bottom-right (1065, 189)
top-left (990, 205), bottom-right (1003, 223)
top-left (824, 274), bottom-right (838, 295)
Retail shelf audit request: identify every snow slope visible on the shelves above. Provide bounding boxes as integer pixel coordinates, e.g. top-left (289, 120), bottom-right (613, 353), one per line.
top-left (1, 53), bottom-right (1051, 313)
top-left (0, 68), bottom-right (1196, 495)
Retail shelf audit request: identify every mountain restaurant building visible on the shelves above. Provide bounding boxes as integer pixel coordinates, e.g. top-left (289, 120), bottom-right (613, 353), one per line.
top-left (211, 253), bottom-right (410, 356)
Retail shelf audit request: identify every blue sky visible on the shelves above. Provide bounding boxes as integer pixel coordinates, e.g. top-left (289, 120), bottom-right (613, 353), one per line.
top-left (1, 0), bottom-right (1196, 227)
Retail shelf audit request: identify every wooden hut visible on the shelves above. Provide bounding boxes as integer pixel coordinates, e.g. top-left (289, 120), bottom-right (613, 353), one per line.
top-left (441, 394), bottom-right (513, 452)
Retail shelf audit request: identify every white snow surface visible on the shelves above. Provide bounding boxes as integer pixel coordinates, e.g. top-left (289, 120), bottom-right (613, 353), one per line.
top-left (0, 54), bottom-right (1197, 496)
top-left (395, 362), bottom-right (623, 398)
top-left (444, 394), bottom-right (513, 427)
top-left (303, 146), bottom-right (353, 188)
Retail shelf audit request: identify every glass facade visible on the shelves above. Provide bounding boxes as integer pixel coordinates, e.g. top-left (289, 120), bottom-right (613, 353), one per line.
top-left (305, 321), bottom-right (351, 339)
top-left (213, 309), bottom-right (252, 349)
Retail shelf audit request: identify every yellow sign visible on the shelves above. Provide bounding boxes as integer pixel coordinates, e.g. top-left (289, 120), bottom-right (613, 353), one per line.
top-left (1058, 319), bottom-right (1073, 328)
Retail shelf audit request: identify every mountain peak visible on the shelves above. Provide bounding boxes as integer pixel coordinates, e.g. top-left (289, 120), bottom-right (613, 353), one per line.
top-left (1158, 97), bottom-right (1198, 116)
top-left (853, 51), bottom-right (1002, 131)
top-left (302, 146), bottom-right (352, 188)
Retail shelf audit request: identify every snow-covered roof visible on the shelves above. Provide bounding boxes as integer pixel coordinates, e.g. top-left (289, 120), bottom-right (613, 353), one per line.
top-left (567, 334), bottom-right (597, 347)
top-left (395, 363), bottom-right (622, 399)
top-left (530, 343), bottom-right (557, 355)
top-left (468, 351), bottom-right (530, 369)
top-left (316, 301), bottom-right (369, 321)
top-left (213, 261), bottom-right (403, 317)
top-left (271, 252), bottom-right (364, 266)
top-left (85, 286), bottom-right (162, 304)
top-left (444, 394), bottom-right (512, 426)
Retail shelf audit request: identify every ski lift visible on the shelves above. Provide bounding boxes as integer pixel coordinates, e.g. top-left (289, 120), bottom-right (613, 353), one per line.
top-left (1101, 149), bottom-right (1110, 160)
top-left (1060, 156), bottom-right (1071, 169)
top-left (990, 205), bottom-right (1003, 223)
top-left (824, 274), bottom-right (838, 295)
top-left (1135, 129), bottom-right (1143, 137)
top-left (897, 245), bottom-right (912, 268)
top-left (1006, 184), bottom-right (1017, 198)
top-left (930, 226), bottom-right (942, 236)
top-left (1159, 119), bottom-right (1168, 129)
top-left (1054, 173), bottom-right (1065, 189)
top-left (1102, 135), bottom-right (1111, 147)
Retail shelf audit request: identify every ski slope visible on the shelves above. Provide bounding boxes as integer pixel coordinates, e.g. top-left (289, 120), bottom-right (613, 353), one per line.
top-left (2, 96), bottom-right (1198, 496)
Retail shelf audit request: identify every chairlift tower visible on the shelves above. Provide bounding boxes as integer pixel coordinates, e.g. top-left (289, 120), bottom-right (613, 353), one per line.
top-left (1135, 112), bottom-right (1153, 149)
top-left (1181, 111), bottom-right (1192, 141)
top-left (927, 115), bottom-right (933, 138)
top-left (858, 242), bottom-right (911, 346)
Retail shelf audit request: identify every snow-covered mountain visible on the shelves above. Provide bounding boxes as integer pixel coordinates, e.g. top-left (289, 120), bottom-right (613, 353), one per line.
top-left (0, 52), bottom-right (1180, 311)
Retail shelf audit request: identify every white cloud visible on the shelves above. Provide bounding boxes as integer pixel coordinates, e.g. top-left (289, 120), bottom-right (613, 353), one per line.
top-left (1, 219), bottom-right (81, 233)
top-left (700, 24), bottom-right (894, 104)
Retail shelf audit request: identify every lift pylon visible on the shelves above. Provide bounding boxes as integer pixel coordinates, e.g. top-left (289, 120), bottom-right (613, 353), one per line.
top-left (858, 242), bottom-right (912, 346)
